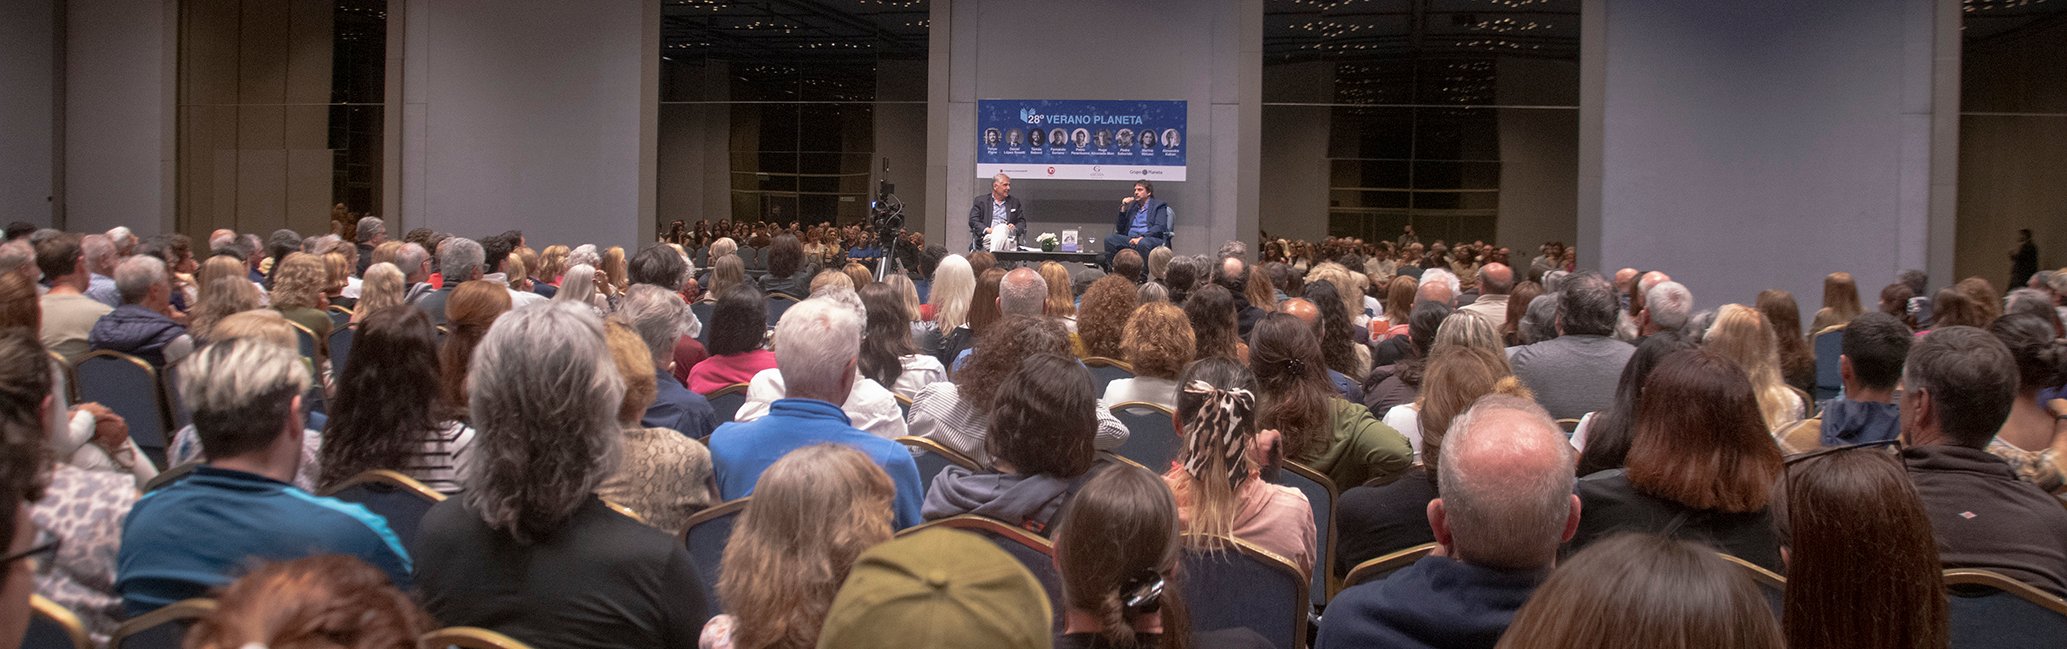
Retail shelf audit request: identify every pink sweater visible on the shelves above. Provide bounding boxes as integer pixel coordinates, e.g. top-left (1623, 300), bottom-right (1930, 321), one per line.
top-left (685, 350), bottom-right (778, 395)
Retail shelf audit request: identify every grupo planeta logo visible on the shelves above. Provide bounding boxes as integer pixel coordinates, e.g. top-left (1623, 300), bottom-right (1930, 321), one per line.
top-left (1046, 167), bottom-right (1057, 176)
top-left (1019, 108), bottom-right (1044, 125)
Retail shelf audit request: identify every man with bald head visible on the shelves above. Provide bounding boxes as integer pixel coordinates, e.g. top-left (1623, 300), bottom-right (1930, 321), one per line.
top-left (1457, 263), bottom-right (1513, 325)
top-left (1415, 275), bottom-right (1454, 308)
top-left (1217, 255), bottom-right (1266, 337)
top-left (998, 266), bottom-right (1046, 317)
top-left (1319, 395), bottom-right (1579, 649)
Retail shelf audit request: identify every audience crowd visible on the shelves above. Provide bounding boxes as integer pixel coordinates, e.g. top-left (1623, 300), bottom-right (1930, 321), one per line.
top-left (1, 216), bottom-right (2065, 649)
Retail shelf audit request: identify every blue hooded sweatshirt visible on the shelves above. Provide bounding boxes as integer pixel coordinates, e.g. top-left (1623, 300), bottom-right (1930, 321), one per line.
top-left (1317, 555), bottom-right (1546, 649)
top-left (1817, 398), bottom-right (1902, 447)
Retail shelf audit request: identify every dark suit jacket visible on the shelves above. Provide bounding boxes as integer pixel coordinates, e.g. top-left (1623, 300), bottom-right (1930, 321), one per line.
top-left (1113, 198), bottom-right (1173, 239)
top-left (968, 194), bottom-right (1027, 242)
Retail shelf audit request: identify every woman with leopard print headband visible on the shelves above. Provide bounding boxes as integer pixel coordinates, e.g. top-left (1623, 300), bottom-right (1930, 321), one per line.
top-left (1163, 357), bottom-right (1319, 579)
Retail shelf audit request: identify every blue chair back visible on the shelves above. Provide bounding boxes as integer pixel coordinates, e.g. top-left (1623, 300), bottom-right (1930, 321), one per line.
top-left (327, 307), bottom-right (352, 328)
top-left (1083, 358), bottom-right (1135, 395)
top-left (321, 471), bottom-right (445, 556)
top-left (690, 301), bottom-right (716, 345)
top-left (898, 436), bottom-right (980, 496)
top-left (1812, 326), bottom-right (1844, 402)
top-left (25, 596), bottom-right (90, 649)
top-left (682, 499), bottom-right (749, 614)
top-left (289, 322), bottom-right (318, 361)
top-left (328, 325), bottom-right (356, 378)
top-left (706, 384), bottom-right (751, 422)
top-left (1946, 570), bottom-right (2067, 649)
top-left (74, 351), bottom-right (171, 469)
top-left (1267, 462), bottom-right (1336, 605)
top-left (1109, 402), bottom-right (1180, 473)
top-left (766, 294), bottom-right (799, 325)
top-left (1180, 535), bottom-right (1308, 649)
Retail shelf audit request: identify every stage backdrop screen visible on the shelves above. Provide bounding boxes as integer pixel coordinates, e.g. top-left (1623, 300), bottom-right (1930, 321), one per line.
top-left (975, 99), bottom-right (1187, 181)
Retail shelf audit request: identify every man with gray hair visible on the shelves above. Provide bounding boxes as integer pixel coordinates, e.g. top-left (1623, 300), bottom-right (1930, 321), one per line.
top-left (117, 338), bottom-right (411, 614)
top-left (1319, 395), bottom-right (1580, 649)
top-left (1457, 262), bottom-right (1514, 325)
top-left (414, 237), bottom-right (484, 325)
top-left (999, 266), bottom-right (1046, 317)
top-left (87, 255), bottom-right (193, 367)
top-left (82, 234), bottom-right (122, 307)
top-left (1634, 281), bottom-right (1692, 339)
top-left (707, 294), bottom-right (925, 528)
top-left (731, 286), bottom-right (908, 439)
top-left (354, 216), bottom-right (386, 275)
top-left (1900, 326), bottom-right (2067, 597)
top-left (0, 240), bottom-right (38, 288)
top-left (1506, 272), bottom-right (1635, 419)
top-left (613, 285), bottom-right (717, 439)
top-left (394, 242), bottom-right (435, 304)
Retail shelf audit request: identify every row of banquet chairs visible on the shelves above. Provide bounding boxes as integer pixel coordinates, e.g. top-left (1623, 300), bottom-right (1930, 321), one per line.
top-left (26, 593), bottom-right (538, 649)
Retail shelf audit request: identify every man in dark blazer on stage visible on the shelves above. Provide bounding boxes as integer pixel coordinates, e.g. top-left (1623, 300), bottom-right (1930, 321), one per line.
top-left (1104, 179), bottom-right (1172, 267)
top-left (968, 173), bottom-right (1027, 251)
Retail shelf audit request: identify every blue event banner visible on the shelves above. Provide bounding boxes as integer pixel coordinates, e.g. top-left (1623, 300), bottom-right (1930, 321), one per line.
top-left (976, 99), bottom-right (1187, 181)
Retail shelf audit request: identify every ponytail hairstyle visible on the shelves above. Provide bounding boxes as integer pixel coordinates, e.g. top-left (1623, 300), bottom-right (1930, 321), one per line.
top-left (1167, 357), bottom-right (1260, 544)
top-left (1249, 312), bottom-right (1333, 461)
top-left (1054, 465), bottom-right (1192, 649)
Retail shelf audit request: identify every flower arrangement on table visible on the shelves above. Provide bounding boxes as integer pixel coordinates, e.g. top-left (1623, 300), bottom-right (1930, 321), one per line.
top-left (1036, 232), bottom-right (1059, 252)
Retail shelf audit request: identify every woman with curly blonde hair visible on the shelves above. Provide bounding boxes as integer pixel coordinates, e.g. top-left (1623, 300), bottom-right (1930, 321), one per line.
top-left (537, 244), bottom-right (570, 286)
top-left (1704, 304), bottom-right (1805, 431)
top-left (702, 444), bottom-right (894, 649)
top-left (351, 262), bottom-right (406, 324)
top-left (1105, 301), bottom-right (1196, 409)
top-left (271, 252), bottom-right (333, 341)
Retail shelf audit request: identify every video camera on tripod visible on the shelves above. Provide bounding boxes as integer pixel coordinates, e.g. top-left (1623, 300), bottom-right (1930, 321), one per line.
top-left (869, 157), bottom-right (908, 281)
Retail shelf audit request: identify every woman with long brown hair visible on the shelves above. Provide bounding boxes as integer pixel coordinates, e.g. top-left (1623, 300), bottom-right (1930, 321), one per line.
top-left (1249, 312), bottom-right (1410, 489)
top-left (321, 307), bottom-right (474, 494)
top-left (1038, 261), bottom-right (1078, 329)
top-left (1495, 534), bottom-right (1781, 649)
top-left (1809, 271), bottom-right (1864, 333)
top-left (1164, 357), bottom-right (1316, 576)
top-left (439, 280), bottom-right (513, 412)
top-left (1375, 276), bottom-right (1416, 341)
top-left (1054, 465), bottom-right (1273, 649)
top-left (1571, 350), bottom-right (1787, 570)
top-left (1774, 446), bottom-right (1946, 649)
top-left (1184, 284), bottom-right (1246, 363)
top-left (1754, 290), bottom-right (1816, 395)
top-left (700, 444), bottom-right (892, 649)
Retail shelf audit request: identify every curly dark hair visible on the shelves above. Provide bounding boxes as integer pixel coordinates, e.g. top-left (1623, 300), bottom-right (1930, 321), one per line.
top-left (1076, 274), bottom-right (1140, 359)
top-left (987, 353), bottom-right (1098, 477)
top-left (954, 315), bottom-right (1071, 416)
top-left (1302, 279), bottom-right (1360, 378)
top-left (321, 307), bottom-right (456, 491)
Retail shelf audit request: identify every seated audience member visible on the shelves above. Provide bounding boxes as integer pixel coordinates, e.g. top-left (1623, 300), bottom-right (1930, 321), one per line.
top-left (1899, 326), bottom-right (2067, 597)
top-left (1187, 284), bottom-right (1249, 363)
top-left (1755, 290), bottom-right (1816, 395)
top-left (1983, 313), bottom-right (2067, 491)
top-left (475, 235), bottom-right (546, 308)
top-left (1774, 446), bottom-right (1946, 649)
top-left (1809, 271), bottom-right (1865, 333)
top-left (701, 444), bottom-right (893, 649)
top-left (1571, 333), bottom-right (1698, 476)
top-left (1373, 276), bottom-right (1417, 341)
top-left (1493, 534), bottom-right (1782, 649)
top-left (1280, 298), bottom-right (1360, 400)
top-left (414, 302), bottom-right (709, 647)
top-left (1112, 248), bottom-right (1146, 284)
top-left (1774, 312), bottom-right (1909, 453)
top-left (859, 283), bottom-right (946, 400)
top-left (597, 322), bottom-right (715, 536)
top-left (930, 254), bottom-right (977, 364)
top-left (182, 555), bottom-right (431, 649)
top-left (1167, 358), bottom-right (1316, 575)
top-left (270, 252), bottom-right (333, 343)
top-left (1304, 279), bottom-right (1372, 382)
top-left (1055, 466), bottom-right (1274, 649)
top-left (881, 273), bottom-right (943, 356)
top-left (1372, 280), bottom-right (1451, 368)
top-left (553, 263), bottom-right (608, 315)
top-left (1252, 312), bottom-right (1411, 488)
top-left (1455, 262), bottom-right (1514, 327)
top-left (1923, 286), bottom-right (1988, 332)
top-left (1104, 301), bottom-right (1195, 409)
top-left (1075, 274), bottom-right (1139, 360)
top-left (617, 285), bottom-right (718, 438)
top-left (731, 288), bottom-right (908, 439)
top-left (438, 280), bottom-right (512, 412)
top-left (1337, 347), bottom-right (1530, 574)
top-left (87, 255), bottom-right (192, 366)
top-left (757, 234), bottom-right (813, 298)
top-left (1322, 395), bottom-right (1578, 649)
top-left (118, 339), bottom-right (410, 615)
top-left (708, 296), bottom-right (924, 528)
top-left (815, 528), bottom-right (1051, 649)
top-left (166, 311), bottom-right (325, 490)
top-left (912, 315), bottom-right (1129, 465)
top-left (350, 262), bottom-right (406, 323)
top-left (945, 266), bottom-right (1008, 365)
top-left (318, 307), bottom-right (474, 494)
top-left (1363, 301), bottom-right (1451, 415)
top-left (414, 237), bottom-right (483, 325)
top-left (1378, 313), bottom-right (1507, 456)
top-left (35, 233), bottom-right (113, 359)
top-left (81, 234), bottom-right (120, 308)
top-left (1218, 257), bottom-right (1267, 338)
top-left (1704, 304), bottom-right (1805, 431)
top-left (925, 354), bottom-right (1115, 533)
top-left (1039, 261), bottom-right (1080, 332)
top-left (1570, 350), bottom-right (1785, 570)
top-left (187, 256), bottom-right (264, 343)
top-left (1506, 272), bottom-right (1635, 420)
top-left (1513, 294), bottom-right (1559, 346)
top-left (686, 285), bottom-right (777, 394)
top-left (1879, 282), bottom-right (1917, 329)
top-left (1634, 281), bottom-right (1692, 339)
top-left (7, 328), bottom-right (136, 644)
